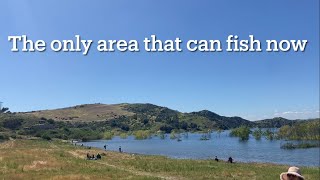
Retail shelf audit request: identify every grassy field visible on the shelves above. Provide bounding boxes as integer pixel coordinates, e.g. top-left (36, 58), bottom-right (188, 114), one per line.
top-left (0, 139), bottom-right (319, 180)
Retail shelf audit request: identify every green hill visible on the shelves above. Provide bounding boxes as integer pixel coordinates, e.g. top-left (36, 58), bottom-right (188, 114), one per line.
top-left (21, 103), bottom-right (299, 131)
top-left (254, 117), bottom-right (298, 128)
top-left (1, 103), bottom-right (315, 141)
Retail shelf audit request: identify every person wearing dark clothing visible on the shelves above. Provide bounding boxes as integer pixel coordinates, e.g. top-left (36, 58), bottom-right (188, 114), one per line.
top-left (119, 146), bottom-right (122, 153)
top-left (86, 153), bottom-right (90, 160)
top-left (97, 153), bottom-right (101, 160)
top-left (103, 145), bottom-right (107, 150)
top-left (214, 156), bottom-right (219, 162)
top-left (228, 157), bottom-right (233, 163)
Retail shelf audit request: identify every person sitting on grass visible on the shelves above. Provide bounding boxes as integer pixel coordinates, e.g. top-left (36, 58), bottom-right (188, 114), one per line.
top-left (280, 166), bottom-right (304, 180)
top-left (97, 153), bottom-right (101, 160)
top-left (228, 157), bottom-right (233, 163)
top-left (214, 156), bottom-right (219, 162)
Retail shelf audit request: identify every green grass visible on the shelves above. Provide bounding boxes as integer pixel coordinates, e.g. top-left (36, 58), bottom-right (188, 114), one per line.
top-left (0, 139), bottom-right (319, 180)
top-left (110, 155), bottom-right (318, 180)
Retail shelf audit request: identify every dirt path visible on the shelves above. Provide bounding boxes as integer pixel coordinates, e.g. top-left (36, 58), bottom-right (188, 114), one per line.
top-left (68, 151), bottom-right (182, 180)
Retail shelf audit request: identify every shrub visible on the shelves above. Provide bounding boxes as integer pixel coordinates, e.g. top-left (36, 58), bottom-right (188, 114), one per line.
top-left (41, 133), bottom-right (52, 140)
top-left (252, 129), bottom-right (262, 140)
top-left (3, 119), bottom-right (23, 130)
top-left (0, 133), bottom-right (9, 140)
top-left (230, 126), bottom-right (250, 141)
top-left (159, 125), bottom-right (173, 133)
top-left (119, 133), bottom-right (128, 139)
top-left (134, 130), bottom-right (151, 140)
top-left (103, 131), bottom-right (114, 140)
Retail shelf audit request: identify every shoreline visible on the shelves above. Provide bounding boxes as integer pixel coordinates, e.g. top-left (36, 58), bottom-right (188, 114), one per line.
top-left (78, 138), bottom-right (320, 168)
top-left (1, 139), bottom-right (319, 179)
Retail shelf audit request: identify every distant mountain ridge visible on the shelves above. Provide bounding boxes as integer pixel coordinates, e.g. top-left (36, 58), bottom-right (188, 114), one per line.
top-left (21, 103), bottom-right (309, 131)
top-left (189, 110), bottom-right (254, 129)
top-left (254, 117), bottom-right (299, 128)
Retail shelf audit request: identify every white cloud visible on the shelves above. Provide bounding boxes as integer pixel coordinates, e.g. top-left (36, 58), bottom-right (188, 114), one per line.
top-left (283, 111), bottom-right (305, 114)
top-left (273, 109), bottom-right (319, 119)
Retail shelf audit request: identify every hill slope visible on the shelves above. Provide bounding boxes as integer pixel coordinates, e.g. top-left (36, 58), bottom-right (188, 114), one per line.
top-left (254, 117), bottom-right (298, 128)
top-left (1, 103), bottom-right (315, 141)
top-left (23, 103), bottom-right (256, 131)
top-left (22, 103), bottom-right (298, 131)
top-left (24, 103), bottom-right (134, 122)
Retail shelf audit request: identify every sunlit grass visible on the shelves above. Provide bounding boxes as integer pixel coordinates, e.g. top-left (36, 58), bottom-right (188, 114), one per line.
top-left (0, 139), bottom-right (319, 180)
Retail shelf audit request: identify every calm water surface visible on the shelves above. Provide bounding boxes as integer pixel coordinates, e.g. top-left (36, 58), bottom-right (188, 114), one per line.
top-left (82, 131), bottom-right (319, 167)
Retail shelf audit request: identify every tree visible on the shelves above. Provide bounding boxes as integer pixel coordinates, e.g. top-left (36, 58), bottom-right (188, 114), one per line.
top-left (263, 129), bottom-right (275, 140)
top-left (230, 126), bottom-right (250, 141)
top-left (159, 125), bottom-right (173, 133)
top-left (276, 120), bottom-right (320, 140)
top-left (252, 129), bottom-right (262, 140)
top-left (180, 121), bottom-right (188, 130)
top-left (0, 107), bottom-right (9, 114)
top-left (3, 119), bottom-right (23, 130)
top-left (277, 125), bottom-right (291, 140)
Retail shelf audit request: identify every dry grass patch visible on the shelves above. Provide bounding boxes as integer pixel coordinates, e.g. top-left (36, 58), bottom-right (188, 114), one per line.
top-left (0, 140), bottom-right (156, 180)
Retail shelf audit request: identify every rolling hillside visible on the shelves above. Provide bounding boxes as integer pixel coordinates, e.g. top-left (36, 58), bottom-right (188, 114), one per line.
top-left (1, 103), bottom-right (315, 141)
top-left (22, 103), bottom-right (256, 130)
top-left (22, 103), bottom-right (299, 130)
top-left (23, 103), bottom-right (134, 122)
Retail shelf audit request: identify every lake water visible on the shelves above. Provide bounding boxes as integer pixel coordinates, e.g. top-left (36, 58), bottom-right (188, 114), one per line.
top-left (82, 131), bottom-right (320, 167)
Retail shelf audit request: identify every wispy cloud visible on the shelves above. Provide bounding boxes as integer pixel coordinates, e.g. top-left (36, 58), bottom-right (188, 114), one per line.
top-left (273, 109), bottom-right (319, 119)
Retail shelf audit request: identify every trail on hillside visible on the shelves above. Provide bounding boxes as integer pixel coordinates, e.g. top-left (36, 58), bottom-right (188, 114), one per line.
top-left (68, 151), bottom-right (182, 180)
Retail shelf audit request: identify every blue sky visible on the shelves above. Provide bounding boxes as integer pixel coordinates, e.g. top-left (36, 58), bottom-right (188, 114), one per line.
top-left (0, 0), bottom-right (319, 120)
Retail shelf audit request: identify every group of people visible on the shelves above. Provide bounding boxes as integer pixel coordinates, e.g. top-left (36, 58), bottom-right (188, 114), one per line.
top-left (85, 144), bottom-right (123, 160)
top-left (214, 156), bottom-right (233, 163)
top-left (213, 156), bottom-right (304, 179)
top-left (86, 153), bottom-right (102, 160)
